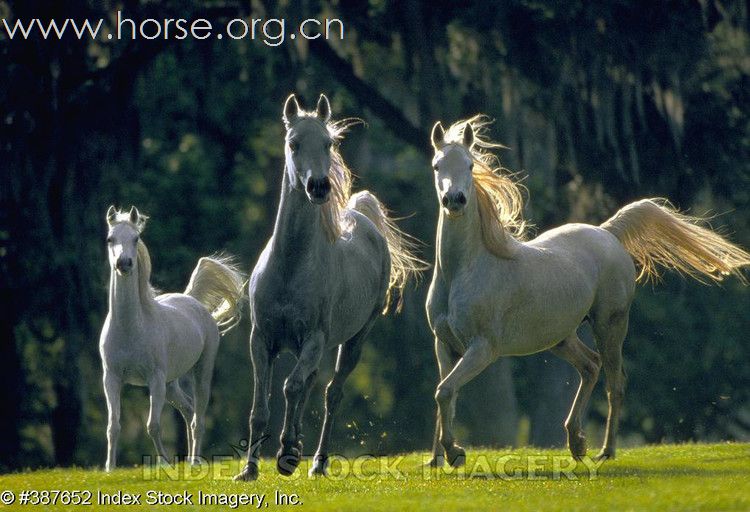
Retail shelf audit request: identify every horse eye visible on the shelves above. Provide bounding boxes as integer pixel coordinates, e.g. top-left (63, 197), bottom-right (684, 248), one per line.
top-left (106, 236), bottom-right (114, 244)
top-left (288, 141), bottom-right (298, 152)
top-left (325, 141), bottom-right (332, 150)
top-left (134, 235), bottom-right (139, 243)
top-left (432, 164), bottom-right (439, 171)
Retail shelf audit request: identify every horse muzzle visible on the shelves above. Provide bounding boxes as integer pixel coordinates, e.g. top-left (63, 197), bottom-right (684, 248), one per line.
top-left (305, 176), bottom-right (332, 204)
top-left (115, 257), bottom-right (133, 275)
top-left (441, 191), bottom-right (467, 216)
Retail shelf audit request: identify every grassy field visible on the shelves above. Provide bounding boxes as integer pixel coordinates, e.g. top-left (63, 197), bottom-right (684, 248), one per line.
top-left (1, 443), bottom-right (748, 511)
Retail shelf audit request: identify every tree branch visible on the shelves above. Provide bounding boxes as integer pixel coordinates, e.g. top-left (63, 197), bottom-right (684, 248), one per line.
top-left (309, 40), bottom-right (430, 152)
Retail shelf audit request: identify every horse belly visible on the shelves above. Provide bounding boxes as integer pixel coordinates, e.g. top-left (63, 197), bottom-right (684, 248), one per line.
top-left (496, 281), bottom-right (594, 355)
top-left (160, 301), bottom-right (214, 381)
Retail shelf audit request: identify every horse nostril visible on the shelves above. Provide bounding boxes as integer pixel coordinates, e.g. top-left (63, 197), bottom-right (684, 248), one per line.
top-left (441, 195), bottom-right (450, 208)
top-left (320, 177), bottom-right (331, 194)
top-left (456, 192), bottom-right (466, 205)
top-left (306, 179), bottom-right (316, 194)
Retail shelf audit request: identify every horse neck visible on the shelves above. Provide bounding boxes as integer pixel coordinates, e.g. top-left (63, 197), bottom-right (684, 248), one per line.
top-left (108, 264), bottom-right (153, 326)
top-left (270, 168), bottom-right (329, 262)
top-left (435, 194), bottom-right (485, 279)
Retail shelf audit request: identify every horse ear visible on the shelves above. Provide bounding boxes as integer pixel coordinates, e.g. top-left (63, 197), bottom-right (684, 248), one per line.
top-left (431, 121), bottom-right (445, 150)
top-left (316, 94), bottom-right (331, 122)
top-left (283, 94), bottom-right (301, 125)
top-left (463, 123), bottom-right (475, 149)
top-left (106, 205), bottom-right (117, 226)
top-left (128, 206), bottom-right (139, 224)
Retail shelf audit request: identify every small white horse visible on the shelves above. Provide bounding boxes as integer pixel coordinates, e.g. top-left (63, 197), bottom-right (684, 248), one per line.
top-left (426, 116), bottom-right (750, 467)
top-left (100, 206), bottom-right (244, 471)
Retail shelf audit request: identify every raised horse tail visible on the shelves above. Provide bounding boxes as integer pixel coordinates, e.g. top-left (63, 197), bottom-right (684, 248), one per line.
top-left (184, 256), bottom-right (246, 334)
top-left (348, 190), bottom-right (427, 313)
top-left (601, 198), bottom-right (750, 284)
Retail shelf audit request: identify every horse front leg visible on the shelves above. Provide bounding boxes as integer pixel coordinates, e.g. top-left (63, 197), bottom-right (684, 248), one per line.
top-left (435, 338), bottom-right (493, 467)
top-left (278, 332), bottom-right (324, 476)
top-left (234, 328), bottom-right (271, 482)
top-left (426, 337), bottom-right (458, 467)
top-left (103, 370), bottom-right (122, 472)
top-left (146, 370), bottom-right (170, 463)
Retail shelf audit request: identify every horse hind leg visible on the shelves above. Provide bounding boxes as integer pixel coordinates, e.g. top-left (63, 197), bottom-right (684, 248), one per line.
top-left (591, 308), bottom-right (629, 461)
top-left (292, 370), bottom-right (317, 454)
top-left (190, 334), bottom-right (220, 466)
top-left (166, 377), bottom-right (195, 463)
top-left (550, 333), bottom-right (602, 460)
top-left (310, 324), bottom-right (370, 476)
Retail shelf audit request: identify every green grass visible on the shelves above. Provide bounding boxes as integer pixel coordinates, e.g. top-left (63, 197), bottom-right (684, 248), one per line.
top-left (1, 444), bottom-right (748, 511)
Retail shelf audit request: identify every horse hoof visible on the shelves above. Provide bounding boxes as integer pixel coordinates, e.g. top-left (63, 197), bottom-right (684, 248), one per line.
top-left (309, 454), bottom-right (328, 477)
top-left (568, 434), bottom-right (587, 460)
top-left (276, 447), bottom-right (301, 476)
top-left (446, 445), bottom-right (466, 468)
top-left (424, 455), bottom-right (445, 468)
top-left (594, 450), bottom-right (613, 462)
top-left (233, 464), bottom-right (258, 482)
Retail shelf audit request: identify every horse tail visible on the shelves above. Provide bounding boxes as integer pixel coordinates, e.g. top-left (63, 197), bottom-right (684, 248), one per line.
top-left (601, 198), bottom-right (750, 284)
top-left (184, 256), bottom-right (246, 334)
top-left (348, 190), bottom-right (427, 313)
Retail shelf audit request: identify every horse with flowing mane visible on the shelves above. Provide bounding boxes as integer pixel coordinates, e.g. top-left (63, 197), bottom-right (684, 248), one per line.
top-left (425, 116), bottom-right (750, 467)
top-left (234, 94), bottom-right (425, 481)
top-left (100, 206), bottom-right (245, 471)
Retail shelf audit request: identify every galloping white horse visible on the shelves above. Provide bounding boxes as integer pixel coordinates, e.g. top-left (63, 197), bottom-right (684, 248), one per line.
top-left (234, 94), bottom-right (424, 481)
top-left (100, 206), bottom-right (244, 471)
top-left (425, 116), bottom-right (750, 467)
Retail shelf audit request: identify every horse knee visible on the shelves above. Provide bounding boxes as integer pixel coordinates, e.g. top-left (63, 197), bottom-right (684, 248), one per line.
top-left (146, 419), bottom-right (161, 439)
top-left (581, 356), bottom-right (601, 381)
top-left (607, 385), bottom-right (625, 403)
top-left (107, 421), bottom-right (121, 439)
top-left (435, 385), bottom-right (454, 406)
top-left (283, 376), bottom-right (303, 399)
top-left (251, 406), bottom-right (270, 431)
top-left (191, 416), bottom-right (205, 433)
top-left (324, 381), bottom-right (343, 408)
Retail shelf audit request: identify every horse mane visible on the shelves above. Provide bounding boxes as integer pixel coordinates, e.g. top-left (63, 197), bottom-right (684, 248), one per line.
top-left (443, 115), bottom-right (529, 258)
top-left (135, 240), bottom-right (157, 305)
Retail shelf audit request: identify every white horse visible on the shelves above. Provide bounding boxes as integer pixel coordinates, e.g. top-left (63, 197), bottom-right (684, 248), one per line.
top-left (234, 94), bottom-right (424, 481)
top-left (425, 116), bottom-right (750, 467)
top-left (100, 206), bottom-right (244, 471)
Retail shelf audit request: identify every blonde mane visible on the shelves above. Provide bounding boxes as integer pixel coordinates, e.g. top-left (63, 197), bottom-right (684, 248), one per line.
top-left (321, 118), bottom-right (360, 242)
top-left (443, 115), bottom-right (529, 258)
